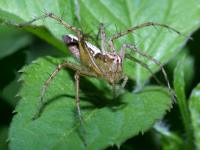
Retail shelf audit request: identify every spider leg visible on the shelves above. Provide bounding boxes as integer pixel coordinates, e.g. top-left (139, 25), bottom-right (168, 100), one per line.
top-left (112, 76), bottom-right (128, 98)
top-left (74, 71), bottom-right (91, 146)
top-left (118, 75), bottom-right (128, 96)
top-left (32, 61), bottom-right (96, 120)
top-left (121, 75), bottom-right (128, 89)
top-left (125, 54), bottom-right (162, 85)
top-left (95, 25), bottom-right (101, 48)
top-left (95, 23), bottom-right (107, 52)
top-left (111, 83), bottom-right (117, 99)
top-left (99, 23), bottom-right (107, 53)
top-left (74, 72), bottom-right (83, 126)
top-left (32, 62), bottom-right (66, 120)
top-left (7, 12), bottom-right (81, 34)
top-left (109, 22), bottom-right (181, 49)
top-left (120, 43), bottom-right (176, 102)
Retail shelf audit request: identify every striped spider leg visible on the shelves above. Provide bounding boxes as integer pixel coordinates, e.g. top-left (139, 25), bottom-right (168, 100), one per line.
top-left (108, 22), bottom-right (181, 102)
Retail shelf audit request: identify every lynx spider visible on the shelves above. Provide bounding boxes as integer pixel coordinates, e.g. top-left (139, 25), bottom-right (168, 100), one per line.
top-left (14, 12), bottom-right (181, 130)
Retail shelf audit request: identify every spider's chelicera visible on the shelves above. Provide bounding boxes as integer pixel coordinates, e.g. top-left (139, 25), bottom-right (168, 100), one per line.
top-left (13, 12), bottom-right (181, 135)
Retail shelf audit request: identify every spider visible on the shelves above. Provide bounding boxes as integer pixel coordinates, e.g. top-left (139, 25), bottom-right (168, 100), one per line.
top-left (13, 12), bottom-right (180, 131)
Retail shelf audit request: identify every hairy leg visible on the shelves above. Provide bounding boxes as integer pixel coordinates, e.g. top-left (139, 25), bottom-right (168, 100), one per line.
top-left (95, 23), bottom-right (107, 52)
top-left (99, 23), bottom-right (107, 52)
top-left (120, 43), bottom-right (176, 102)
top-left (112, 76), bottom-right (128, 98)
top-left (7, 12), bottom-right (81, 34)
top-left (33, 61), bottom-right (96, 120)
top-left (33, 62), bottom-right (67, 120)
top-left (125, 54), bottom-right (162, 85)
top-left (121, 75), bottom-right (128, 89)
top-left (74, 71), bottom-right (83, 125)
top-left (109, 22), bottom-right (181, 50)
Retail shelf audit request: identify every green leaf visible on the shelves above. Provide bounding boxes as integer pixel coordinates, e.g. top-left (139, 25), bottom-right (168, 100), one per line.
top-left (1, 76), bottom-right (20, 107)
top-left (189, 83), bottom-right (200, 150)
top-left (9, 57), bottom-right (172, 150)
top-left (1, 0), bottom-right (200, 84)
top-left (168, 48), bottom-right (194, 89)
top-left (174, 58), bottom-right (193, 149)
top-left (0, 25), bottom-right (32, 59)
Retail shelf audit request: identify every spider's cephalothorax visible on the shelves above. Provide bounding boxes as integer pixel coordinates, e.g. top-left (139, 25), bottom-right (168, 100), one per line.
top-left (12, 13), bottom-right (181, 143)
top-left (63, 34), bottom-right (123, 85)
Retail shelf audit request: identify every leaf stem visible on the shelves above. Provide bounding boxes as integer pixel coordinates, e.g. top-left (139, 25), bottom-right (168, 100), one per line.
top-left (174, 59), bottom-right (194, 149)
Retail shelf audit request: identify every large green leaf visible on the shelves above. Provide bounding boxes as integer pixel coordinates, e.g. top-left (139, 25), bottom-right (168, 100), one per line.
top-left (189, 83), bottom-right (200, 150)
top-left (9, 57), bottom-right (172, 150)
top-left (0, 25), bottom-right (32, 60)
top-left (1, 0), bottom-right (199, 149)
top-left (0, 0), bottom-right (200, 84)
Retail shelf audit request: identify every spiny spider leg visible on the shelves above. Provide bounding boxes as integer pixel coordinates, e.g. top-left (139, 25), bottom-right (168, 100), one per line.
top-left (13, 12), bottom-right (81, 34)
top-left (114, 75), bottom-right (128, 97)
top-left (74, 71), bottom-right (88, 146)
top-left (33, 62), bottom-right (68, 120)
top-left (33, 60), bottom-right (96, 120)
top-left (125, 54), bottom-right (162, 85)
top-left (120, 44), bottom-right (176, 102)
top-left (108, 22), bottom-right (181, 51)
top-left (121, 76), bottom-right (128, 89)
top-left (95, 23), bottom-right (107, 52)
top-left (74, 72), bottom-right (83, 125)
top-left (95, 25), bottom-right (101, 48)
top-left (100, 23), bottom-right (107, 53)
